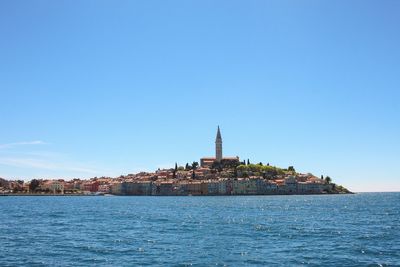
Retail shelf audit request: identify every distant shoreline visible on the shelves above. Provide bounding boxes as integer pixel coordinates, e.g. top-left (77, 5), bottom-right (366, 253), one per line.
top-left (0, 192), bottom-right (354, 197)
top-left (0, 194), bottom-right (96, 197)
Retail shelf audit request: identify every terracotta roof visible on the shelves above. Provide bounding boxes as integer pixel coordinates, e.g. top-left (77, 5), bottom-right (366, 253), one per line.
top-left (201, 157), bottom-right (239, 160)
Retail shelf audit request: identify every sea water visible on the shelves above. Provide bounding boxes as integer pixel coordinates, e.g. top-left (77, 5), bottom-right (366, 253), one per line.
top-left (0, 193), bottom-right (399, 266)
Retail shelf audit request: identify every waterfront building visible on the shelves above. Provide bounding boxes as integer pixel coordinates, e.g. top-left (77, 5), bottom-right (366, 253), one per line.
top-left (98, 184), bottom-right (111, 193)
top-left (265, 181), bottom-right (279, 194)
top-left (231, 178), bottom-right (258, 195)
top-left (111, 181), bottom-right (154, 195)
top-left (207, 181), bottom-right (220, 195)
top-left (177, 181), bottom-right (189, 195)
top-left (111, 182), bottom-right (123, 195)
top-left (200, 182), bottom-right (208, 195)
top-left (232, 179), bottom-right (247, 195)
top-left (126, 181), bottom-right (153, 195)
top-left (73, 180), bottom-right (83, 190)
top-left (218, 179), bottom-right (228, 195)
top-left (186, 181), bottom-right (202, 195)
top-left (63, 182), bottom-right (75, 192)
top-left (41, 180), bottom-right (64, 194)
top-left (297, 181), bottom-right (329, 194)
top-left (154, 181), bottom-right (176, 196)
top-left (285, 176), bottom-right (298, 194)
top-left (83, 181), bottom-right (99, 192)
top-left (247, 179), bottom-right (258, 195)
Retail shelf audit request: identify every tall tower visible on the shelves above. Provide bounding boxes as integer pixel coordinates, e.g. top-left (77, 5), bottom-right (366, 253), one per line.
top-left (215, 126), bottom-right (223, 162)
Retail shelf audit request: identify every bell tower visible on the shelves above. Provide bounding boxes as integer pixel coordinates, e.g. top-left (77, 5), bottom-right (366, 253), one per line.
top-left (215, 126), bottom-right (223, 162)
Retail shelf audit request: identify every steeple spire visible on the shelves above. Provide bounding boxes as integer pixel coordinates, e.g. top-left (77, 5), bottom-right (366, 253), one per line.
top-left (216, 126), bottom-right (222, 141)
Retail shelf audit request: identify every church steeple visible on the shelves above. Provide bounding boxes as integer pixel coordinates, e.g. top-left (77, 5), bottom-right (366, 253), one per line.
top-left (215, 126), bottom-right (223, 162)
top-left (216, 126), bottom-right (222, 140)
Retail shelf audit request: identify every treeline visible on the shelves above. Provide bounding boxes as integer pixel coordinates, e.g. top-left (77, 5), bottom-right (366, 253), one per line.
top-left (236, 164), bottom-right (291, 178)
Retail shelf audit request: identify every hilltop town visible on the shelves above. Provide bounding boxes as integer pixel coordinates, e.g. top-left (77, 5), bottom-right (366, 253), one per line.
top-left (0, 127), bottom-right (351, 196)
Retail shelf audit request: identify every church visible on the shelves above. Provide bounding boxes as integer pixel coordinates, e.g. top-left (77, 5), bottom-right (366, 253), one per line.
top-left (200, 126), bottom-right (240, 168)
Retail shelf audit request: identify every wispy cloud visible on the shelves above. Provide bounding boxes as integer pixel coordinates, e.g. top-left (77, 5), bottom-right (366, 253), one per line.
top-left (0, 141), bottom-right (113, 179)
top-left (0, 141), bottom-right (46, 149)
top-left (0, 157), bottom-right (99, 174)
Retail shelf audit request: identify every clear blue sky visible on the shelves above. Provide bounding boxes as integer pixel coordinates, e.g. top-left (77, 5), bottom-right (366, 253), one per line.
top-left (1, 0), bottom-right (399, 192)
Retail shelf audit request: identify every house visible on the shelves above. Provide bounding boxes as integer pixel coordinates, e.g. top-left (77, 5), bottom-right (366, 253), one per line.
top-left (41, 180), bottom-right (64, 194)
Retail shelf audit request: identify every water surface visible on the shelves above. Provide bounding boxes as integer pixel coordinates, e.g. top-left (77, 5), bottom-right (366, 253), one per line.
top-left (1, 193), bottom-right (399, 266)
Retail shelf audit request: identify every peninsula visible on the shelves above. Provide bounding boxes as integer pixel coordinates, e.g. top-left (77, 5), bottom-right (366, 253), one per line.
top-left (0, 127), bottom-right (351, 196)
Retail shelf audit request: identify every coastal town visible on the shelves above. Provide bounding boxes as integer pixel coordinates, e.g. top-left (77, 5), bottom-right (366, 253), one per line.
top-left (0, 127), bottom-right (351, 196)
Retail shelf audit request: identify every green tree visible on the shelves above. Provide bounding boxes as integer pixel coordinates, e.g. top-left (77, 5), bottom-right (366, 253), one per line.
top-left (173, 162), bottom-right (178, 179)
top-left (29, 179), bottom-right (40, 192)
top-left (236, 165), bottom-right (248, 172)
top-left (219, 159), bottom-right (240, 169)
top-left (325, 176), bottom-right (332, 184)
top-left (192, 161), bottom-right (199, 170)
top-left (247, 159), bottom-right (250, 165)
top-left (288, 166), bottom-right (296, 172)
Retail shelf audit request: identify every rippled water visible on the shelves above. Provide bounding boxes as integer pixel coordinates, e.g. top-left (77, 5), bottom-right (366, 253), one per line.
top-left (1, 193), bottom-right (399, 266)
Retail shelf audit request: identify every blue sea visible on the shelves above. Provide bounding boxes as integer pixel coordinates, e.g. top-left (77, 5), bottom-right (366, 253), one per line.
top-left (1, 193), bottom-right (399, 266)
